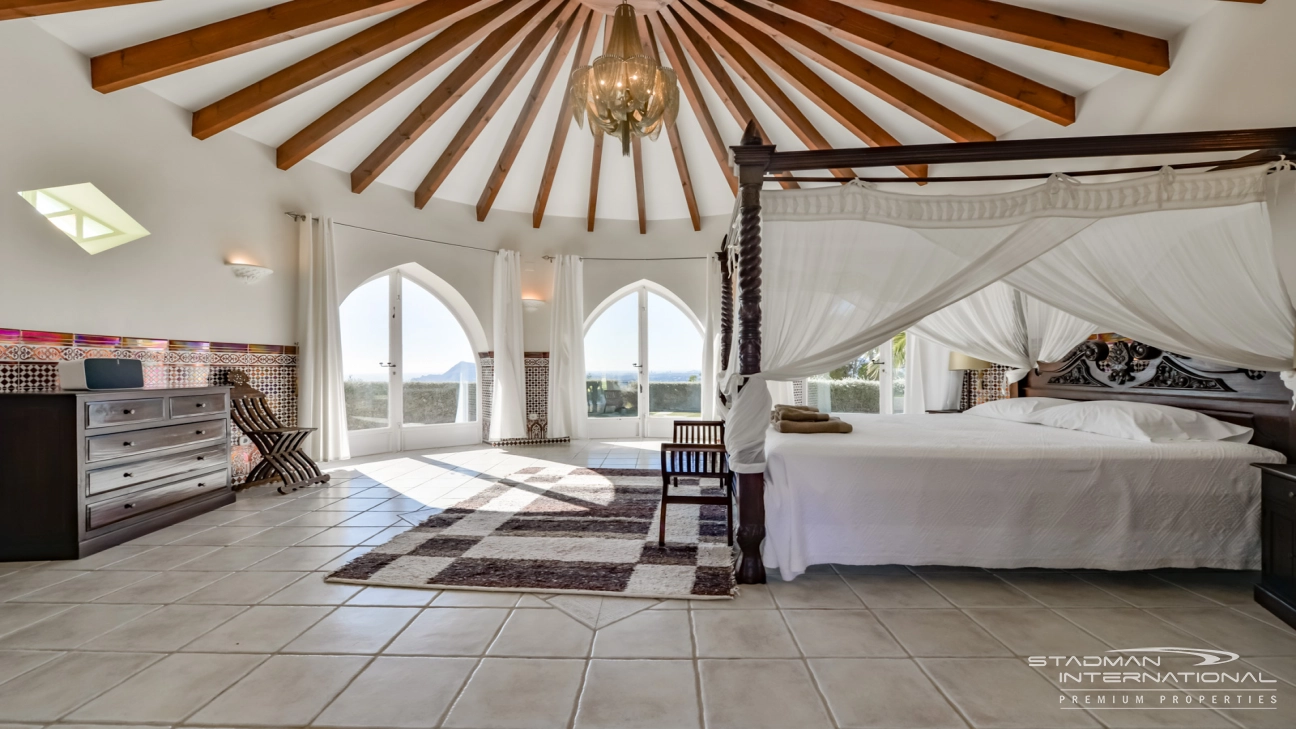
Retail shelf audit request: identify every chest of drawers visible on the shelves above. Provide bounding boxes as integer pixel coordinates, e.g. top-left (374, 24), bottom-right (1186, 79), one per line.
top-left (1254, 463), bottom-right (1296, 629)
top-left (0, 386), bottom-right (235, 561)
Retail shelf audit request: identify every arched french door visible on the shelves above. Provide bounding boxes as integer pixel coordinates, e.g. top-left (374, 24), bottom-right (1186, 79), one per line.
top-left (584, 282), bottom-right (704, 438)
top-left (339, 266), bottom-right (485, 456)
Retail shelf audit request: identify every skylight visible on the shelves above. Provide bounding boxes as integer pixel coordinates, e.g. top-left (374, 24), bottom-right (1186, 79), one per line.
top-left (18, 183), bottom-right (149, 254)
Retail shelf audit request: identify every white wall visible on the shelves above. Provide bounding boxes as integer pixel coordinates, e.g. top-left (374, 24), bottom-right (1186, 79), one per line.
top-left (0, 21), bottom-right (726, 350)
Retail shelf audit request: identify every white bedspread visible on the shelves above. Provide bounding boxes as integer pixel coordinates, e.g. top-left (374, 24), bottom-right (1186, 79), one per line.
top-left (763, 413), bottom-right (1284, 579)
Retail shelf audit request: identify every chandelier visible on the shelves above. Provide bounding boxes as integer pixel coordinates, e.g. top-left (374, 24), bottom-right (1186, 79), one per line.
top-left (568, 1), bottom-right (679, 156)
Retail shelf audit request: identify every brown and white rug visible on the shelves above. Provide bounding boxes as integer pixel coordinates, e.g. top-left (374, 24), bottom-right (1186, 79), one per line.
top-left (326, 465), bottom-right (737, 599)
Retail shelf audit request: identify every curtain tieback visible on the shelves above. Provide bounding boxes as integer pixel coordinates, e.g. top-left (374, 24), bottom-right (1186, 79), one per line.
top-left (1157, 165), bottom-right (1177, 207)
top-left (1281, 371), bottom-right (1296, 410)
top-left (1046, 173), bottom-right (1081, 206)
top-left (1268, 155), bottom-right (1295, 172)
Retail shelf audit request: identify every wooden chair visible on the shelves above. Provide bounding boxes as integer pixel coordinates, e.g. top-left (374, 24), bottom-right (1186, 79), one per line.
top-left (673, 420), bottom-right (724, 445)
top-left (658, 443), bottom-right (733, 547)
top-left (226, 369), bottom-right (331, 495)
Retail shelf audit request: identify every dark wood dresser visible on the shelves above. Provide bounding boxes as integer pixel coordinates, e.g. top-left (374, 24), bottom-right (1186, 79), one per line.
top-left (1255, 463), bottom-right (1296, 629)
top-left (0, 386), bottom-right (235, 561)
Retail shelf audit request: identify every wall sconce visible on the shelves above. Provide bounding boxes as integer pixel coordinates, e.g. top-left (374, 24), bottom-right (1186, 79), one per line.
top-left (522, 297), bottom-right (545, 312)
top-left (226, 262), bottom-right (273, 284)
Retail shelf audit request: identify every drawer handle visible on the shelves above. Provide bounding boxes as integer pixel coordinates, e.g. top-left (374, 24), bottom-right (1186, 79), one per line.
top-left (123, 502), bottom-right (136, 510)
top-left (1289, 491), bottom-right (1294, 498)
top-left (196, 456), bottom-right (206, 461)
top-left (122, 441), bottom-right (135, 447)
top-left (123, 409), bottom-right (136, 415)
top-left (195, 430), bottom-right (206, 435)
top-left (122, 472), bottom-right (133, 478)
top-left (197, 482), bottom-right (207, 488)
top-left (195, 403), bottom-right (207, 408)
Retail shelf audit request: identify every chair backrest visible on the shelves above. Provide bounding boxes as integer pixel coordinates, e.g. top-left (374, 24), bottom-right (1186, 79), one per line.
top-left (226, 369), bottom-right (285, 433)
top-left (673, 420), bottom-right (724, 445)
top-left (660, 443), bottom-right (729, 478)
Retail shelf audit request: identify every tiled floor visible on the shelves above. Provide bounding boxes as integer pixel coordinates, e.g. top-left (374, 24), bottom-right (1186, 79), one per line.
top-left (1, 438), bottom-right (1294, 729)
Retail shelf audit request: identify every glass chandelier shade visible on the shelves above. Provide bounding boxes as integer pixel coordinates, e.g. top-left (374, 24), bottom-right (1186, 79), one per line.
top-left (569, 2), bottom-right (679, 156)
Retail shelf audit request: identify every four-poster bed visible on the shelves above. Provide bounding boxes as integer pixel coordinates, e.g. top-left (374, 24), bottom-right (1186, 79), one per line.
top-left (719, 123), bottom-right (1296, 585)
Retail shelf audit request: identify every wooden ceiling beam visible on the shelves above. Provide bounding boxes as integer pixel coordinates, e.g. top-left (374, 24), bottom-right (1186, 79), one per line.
top-left (533, 11), bottom-right (601, 228)
top-left (90, 0), bottom-right (424, 93)
top-left (588, 133), bottom-right (603, 232)
top-left (638, 13), bottom-right (699, 231)
top-left (277, 0), bottom-right (529, 171)
top-left (476, 6), bottom-right (589, 221)
top-left (631, 137), bottom-right (647, 234)
top-left (685, 0), bottom-right (925, 179)
top-left (414, 0), bottom-right (580, 209)
top-left (0, 0), bottom-right (154, 21)
top-left (351, 0), bottom-right (560, 193)
top-left (672, 3), bottom-right (863, 180)
top-left (707, 0), bottom-right (991, 143)
top-left (748, 0), bottom-right (1076, 125)
top-left (658, 6), bottom-right (799, 189)
top-left (190, 0), bottom-right (504, 140)
top-left (649, 11), bottom-right (736, 196)
top-left (838, 0), bottom-right (1169, 74)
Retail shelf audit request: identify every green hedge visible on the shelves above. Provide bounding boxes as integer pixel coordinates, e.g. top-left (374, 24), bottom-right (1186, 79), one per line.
top-left (344, 380), bottom-right (476, 430)
top-left (649, 382), bottom-right (701, 414)
top-left (587, 380), bottom-right (638, 416)
top-left (806, 378), bottom-right (905, 414)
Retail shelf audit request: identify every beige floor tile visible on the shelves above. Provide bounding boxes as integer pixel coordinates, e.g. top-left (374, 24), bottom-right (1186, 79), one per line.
top-left (997, 574), bottom-right (1130, 608)
top-left (1153, 572), bottom-right (1259, 605)
top-left (1245, 655), bottom-right (1296, 684)
top-left (920, 657), bottom-right (1099, 728)
top-left (170, 526), bottom-right (272, 546)
top-left (783, 610), bottom-right (905, 658)
top-left (965, 609), bottom-right (1112, 656)
top-left (575, 659), bottom-right (700, 729)
top-left (312, 656), bottom-right (475, 728)
top-left (874, 609), bottom-right (1012, 657)
top-left (0, 603), bottom-right (73, 639)
top-left (0, 651), bottom-right (162, 722)
top-left (81, 604), bottom-right (244, 651)
top-left (246, 546), bottom-right (352, 571)
top-left (689, 583), bottom-right (775, 609)
top-left (97, 545), bottom-right (219, 571)
top-left (183, 605), bottom-right (333, 653)
top-left (833, 564), bottom-right (913, 575)
top-left (442, 657), bottom-right (585, 729)
top-left (0, 569), bottom-right (85, 601)
top-left (10, 570), bottom-right (156, 603)
top-left (0, 650), bottom-right (62, 685)
top-left (179, 570), bottom-right (305, 604)
top-left (1231, 603), bottom-right (1296, 634)
top-left (233, 526), bottom-right (330, 547)
top-left (698, 659), bottom-right (832, 729)
top-left (346, 586), bottom-right (438, 607)
top-left (171, 545), bottom-right (287, 571)
top-left (283, 606), bottom-right (418, 654)
top-left (431, 590), bottom-right (522, 607)
top-left (1075, 696), bottom-right (1235, 728)
top-left (488, 608), bottom-right (593, 657)
top-left (1076, 574), bottom-right (1214, 607)
top-left (844, 575), bottom-right (954, 609)
top-left (188, 654), bottom-right (369, 726)
top-left (1053, 608), bottom-right (1200, 648)
top-left (65, 652), bottom-right (266, 723)
top-left (336, 512), bottom-right (405, 528)
top-left (0, 604), bottom-right (158, 649)
top-left (544, 595), bottom-right (602, 627)
top-left (692, 610), bottom-right (800, 658)
top-left (1148, 608), bottom-right (1296, 655)
top-left (385, 608), bottom-right (511, 656)
top-left (767, 575), bottom-right (865, 609)
top-left (226, 510), bottom-right (318, 528)
top-left (43, 545), bottom-right (154, 570)
top-left (321, 547), bottom-right (375, 572)
top-left (126, 523), bottom-right (213, 545)
top-left (919, 574), bottom-right (1040, 608)
top-left (296, 526), bottom-right (386, 547)
top-left (282, 511), bottom-right (365, 528)
top-left (810, 658), bottom-right (966, 729)
top-left (592, 609), bottom-right (693, 658)
top-left (261, 573), bottom-right (365, 605)
top-left (92, 570), bottom-right (228, 603)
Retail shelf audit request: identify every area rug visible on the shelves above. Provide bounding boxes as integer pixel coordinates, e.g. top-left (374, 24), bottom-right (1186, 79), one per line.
top-left (326, 465), bottom-right (737, 599)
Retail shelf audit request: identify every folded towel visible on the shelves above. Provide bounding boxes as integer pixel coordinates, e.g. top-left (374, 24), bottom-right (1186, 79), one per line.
top-left (773, 417), bottom-right (853, 434)
top-left (773, 407), bottom-right (830, 422)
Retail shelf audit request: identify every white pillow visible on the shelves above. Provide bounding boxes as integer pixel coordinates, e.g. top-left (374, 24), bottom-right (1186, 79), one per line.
top-left (1031, 400), bottom-right (1253, 443)
top-left (964, 397), bottom-right (1075, 422)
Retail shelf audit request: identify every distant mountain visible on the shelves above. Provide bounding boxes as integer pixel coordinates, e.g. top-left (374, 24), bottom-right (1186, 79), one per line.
top-left (412, 361), bottom-right (477, 382)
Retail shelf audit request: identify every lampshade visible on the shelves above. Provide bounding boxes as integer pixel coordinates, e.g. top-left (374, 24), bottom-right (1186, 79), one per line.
top-left (948, 352), bottom-right (992, 371)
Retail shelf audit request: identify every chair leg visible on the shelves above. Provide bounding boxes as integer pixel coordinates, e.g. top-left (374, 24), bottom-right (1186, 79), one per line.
top-left (659, 480), bottom-right (670, 547)
top-left (726, 475), bottom-right (734, 546)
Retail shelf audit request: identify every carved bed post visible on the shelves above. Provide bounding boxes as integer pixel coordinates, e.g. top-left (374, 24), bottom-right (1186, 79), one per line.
top-left (718, 243), bottom-right (733, 370)
top-left (730, 120), bottom-right (776, 585)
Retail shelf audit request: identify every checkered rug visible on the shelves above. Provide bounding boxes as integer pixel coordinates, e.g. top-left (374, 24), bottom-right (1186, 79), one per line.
top-left (326, 465), bottom-right (737, 600)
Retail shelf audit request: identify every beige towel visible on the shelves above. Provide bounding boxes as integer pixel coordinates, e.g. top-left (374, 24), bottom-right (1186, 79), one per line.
top-left (773, 417), bottom-right (853, 434)
top-left (772, 405), bottom-right (829, 422)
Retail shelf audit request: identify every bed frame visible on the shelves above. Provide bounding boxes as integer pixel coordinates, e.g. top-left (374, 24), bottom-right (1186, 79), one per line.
top-left (723, 124), bottom-right (1296, 585)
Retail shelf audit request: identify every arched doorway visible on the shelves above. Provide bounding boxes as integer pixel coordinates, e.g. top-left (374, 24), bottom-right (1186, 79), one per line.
top-left (339, 264), bottom-right (487, 456)
top-left (584, 281), bottom-right (703, 438)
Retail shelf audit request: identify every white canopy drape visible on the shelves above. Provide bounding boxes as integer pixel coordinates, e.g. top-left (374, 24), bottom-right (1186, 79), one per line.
top-left (490, 250), bottom-right (527, 442)
top-left (547, 255), bottom-right (586, 439)
top-left (905, 333), bottom-right (960, 413)
top-left (702, 255), bottom-right (722, 420)
top-left (724, 166), bottom-right (1293, 473)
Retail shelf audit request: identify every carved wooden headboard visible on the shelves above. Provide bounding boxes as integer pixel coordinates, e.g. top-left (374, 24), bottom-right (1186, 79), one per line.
top-left (1021, 338), bottom-right (1295, 459)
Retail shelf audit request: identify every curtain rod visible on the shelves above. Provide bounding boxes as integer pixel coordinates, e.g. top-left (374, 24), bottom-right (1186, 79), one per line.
top-left (763, 155), bottom-right (1282, 184)
top-left (543, 255), bottom-right (708, 262)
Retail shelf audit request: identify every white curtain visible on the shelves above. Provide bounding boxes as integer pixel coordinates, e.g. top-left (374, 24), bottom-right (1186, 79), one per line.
top-left (296, 216), bottom-right (350, 462)
top-left (547, 255), bottom-right (586, 439)
top-left (724, 166), bottom-right (1286, 473)
top-left (905, 332), bottom-right (960, 412)
top-left (702, 254), bottom-right (722, 419)
top-left (490, 250), bottom-right (527, 441)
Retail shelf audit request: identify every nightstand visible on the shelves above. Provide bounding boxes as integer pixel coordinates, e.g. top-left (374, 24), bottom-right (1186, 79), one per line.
top-left (1253, 463), bottom-right (1296, 629)
top-left (925, 409), bottom-right (961, 414)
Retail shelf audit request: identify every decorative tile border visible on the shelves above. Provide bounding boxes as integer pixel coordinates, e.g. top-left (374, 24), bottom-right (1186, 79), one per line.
top-left (478, 351), bottom-right (560, 446)
top-left (0, 328), bottom-right (297, 485)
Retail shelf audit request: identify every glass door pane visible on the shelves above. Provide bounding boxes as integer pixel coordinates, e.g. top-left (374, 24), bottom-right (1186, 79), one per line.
top-left (400, 276), bottom-right (477, 425)
top-left (340, 276), bottom-right (391, 431)
top-left (585, 293), bottom-right (640, 419)
top-left (891, 333), bottom-right (906, 414)
top-left (808, 347), bottom-right (883, 414)
top-left (647, 292), bottom-right (702, 417)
